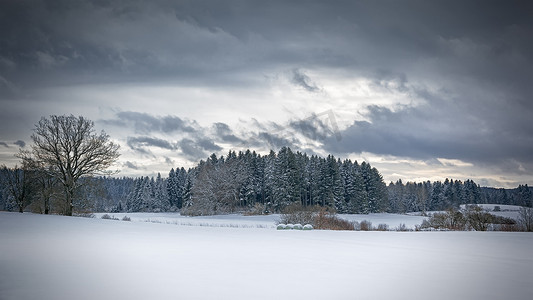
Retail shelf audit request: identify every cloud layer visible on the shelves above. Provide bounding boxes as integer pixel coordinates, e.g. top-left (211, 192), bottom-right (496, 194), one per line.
top-left (0, 0), bottom-right (531, 187)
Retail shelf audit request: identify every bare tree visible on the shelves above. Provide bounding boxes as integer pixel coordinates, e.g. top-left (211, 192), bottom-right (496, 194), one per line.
top-left (183, 155), bottom-right (245, 216)
top-left (17, 150), bottom-right (60, 214)
top-left (29, 115), bottom-right (120, 216)
top-left (465, 205), bottom-right (493, 231)
top-left (517, 207), bottom-right (533, 232)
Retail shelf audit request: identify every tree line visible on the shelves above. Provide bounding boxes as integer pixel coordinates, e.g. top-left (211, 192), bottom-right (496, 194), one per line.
top-left (2, 146), bottom-right (532, 215)
top-left (388, 179), bottom-right (532, 213)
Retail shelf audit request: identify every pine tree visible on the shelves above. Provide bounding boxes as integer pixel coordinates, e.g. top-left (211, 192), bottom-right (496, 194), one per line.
top-left (388, 179), bottom-right (405, 213)
top-left (318, 155), bottom-right (343, 210)
top-left (175, 167), bottom-right (188, 209)
top-left (167, 168), bottom-right (178, 208)
top-left (516, 184), bottom-right (532, 207)
top-left (271, 147), bottom-right (301, 211)
top-left (154, 173), bottom-right (169, 212)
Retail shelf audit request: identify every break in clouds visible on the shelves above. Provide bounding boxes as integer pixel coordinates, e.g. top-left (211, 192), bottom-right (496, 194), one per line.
top-left (0, 0), bottom-right (532, 187)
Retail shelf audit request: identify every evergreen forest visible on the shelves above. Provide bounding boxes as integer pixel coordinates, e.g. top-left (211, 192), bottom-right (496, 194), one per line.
top-left (1, 147), bottom-right (531, 215)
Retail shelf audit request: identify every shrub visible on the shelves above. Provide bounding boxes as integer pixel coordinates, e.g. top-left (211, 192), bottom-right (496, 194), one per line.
top-left (279, 204), bottom-right (321, 225)
top-left (376, 224), bottom-right (389, 231)
top-left (396, 223), bottom-right (410, 232)
top-left (122, 215), bottom-right (131, 221)
top-left (359, 220), bottom-right (373, 231)
top-left (498, 224), bottom-right (521, 232)
top-left (490, 215), bottom-right (515, 225)
top-left (421, 209), bottom-right (466, 230)
top-left (313, 209), bottom-right (355, 230)
top-left (293, 224), bottom-right (303, 230)
top-left (303, 224), bottom-right (313, 230)
top-left (74, 212), bottom-right (95, 218)
top-left (465, 205), bottom-right (493, 231)
top-left (493, 206), bottom-right (501, 212)
top-left (101, 214), bottom-right (119, 220)
top-left (278, 205), bottom-right (354, 231)
top-left (517, 207), bottom-right (533, 232)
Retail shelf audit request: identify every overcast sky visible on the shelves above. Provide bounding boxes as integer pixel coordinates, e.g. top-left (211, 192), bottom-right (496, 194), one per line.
top-left (1, 0), bottom-right (532, 188)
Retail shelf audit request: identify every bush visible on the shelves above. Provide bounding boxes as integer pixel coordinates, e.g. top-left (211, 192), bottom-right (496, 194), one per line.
top-left (376, 224), bottom-right (389, 231)
top-left (396, 223), bottom-right (410, 231)
top-left (279, 204), bottom-right (321, 225)
top-left (359, 220), bottom-right (373, 231)
top-left (498, 224), bottom-right (521, 232)
top-left (421, 209), bottom-right (466, 230)
top-left (465, 205), bottom-right (493, 231)
top-left (490, 215), bottom-right (515, 225)
top-left (313, 209), bottom-right (355, 230)
top-left (101, 214), bottom-right (119, 220)
top-left (74, 212), bottom-right (95, 218)
top-left (278, 205), bottom-right (354, 231)
top-left (122, 215), bottom-right (131, 221)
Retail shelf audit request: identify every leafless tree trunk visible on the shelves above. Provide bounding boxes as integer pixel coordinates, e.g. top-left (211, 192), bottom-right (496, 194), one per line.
top-left (29, 115), bottom-right (120, 216)
top-left (518, 207), bottom-right (533, 232)
top-left (18, 150), bottom-right (60, 214)
top-left (465, 205), bottom-right (492, 231)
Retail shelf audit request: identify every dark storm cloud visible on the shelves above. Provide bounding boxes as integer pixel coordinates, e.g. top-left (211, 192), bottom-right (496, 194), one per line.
top-left (178, 139), bottom-right (208, 160)
top-left (127, 136), bottom-right (175, 151)
top-left (126, 137), bottom-right (156, 157)
top-left (169, 134), bottom-right (224, 161)
top-left (289, 110), bottom-right (342, 143)
top-left (324, 103), bottom-right (533, 174)
top-left (255, 132), bottom-right (297, 151)
top-left (196, 138), bottom-right (222, 152)
top-left (1, 0), bottom-right (530, 98)
top-left (291, 69), bottom-right (319, 92)
top-left (124, 161), bottom-right (140, 170)
top-left (164, 156), bottom-right (174, 166)
top-left (102, 112), bottom-right (198, 134)
top-left (13, 140), bottom-right (25, 148)
top-left (213, 122), bottom-right (244, 144)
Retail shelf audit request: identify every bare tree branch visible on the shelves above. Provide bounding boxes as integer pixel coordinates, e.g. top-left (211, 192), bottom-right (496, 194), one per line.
top-left (29, 115), bottom-right (120, 216)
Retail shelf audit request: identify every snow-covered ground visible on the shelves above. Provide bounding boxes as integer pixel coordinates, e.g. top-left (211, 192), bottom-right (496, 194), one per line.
top-left (94, 212), bottom-right (280, 228)
top-left (1, 212), bottom-right (532, 300)
top-left (93, 212), bottom-right (428, 230)
top-left (338, 213), bottom-right (427, 229)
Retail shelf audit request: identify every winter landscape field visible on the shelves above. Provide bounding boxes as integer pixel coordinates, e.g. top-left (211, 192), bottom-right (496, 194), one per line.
top-left (1, 211), bottom-right (532, 300)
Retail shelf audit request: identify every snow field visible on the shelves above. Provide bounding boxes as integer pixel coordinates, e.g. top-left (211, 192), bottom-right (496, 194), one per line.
top-left (95, 212), bottom-right (279, 228)
top-left (1, 212), bottom-right (532, 300)
top-left (94, 212), bottom-right (429, 230)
